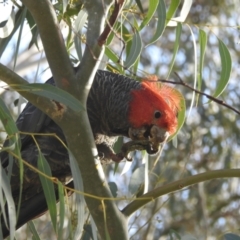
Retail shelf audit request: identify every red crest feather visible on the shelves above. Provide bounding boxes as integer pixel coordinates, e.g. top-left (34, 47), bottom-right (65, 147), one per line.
top-left (128, 76), bottom-right (182, 135)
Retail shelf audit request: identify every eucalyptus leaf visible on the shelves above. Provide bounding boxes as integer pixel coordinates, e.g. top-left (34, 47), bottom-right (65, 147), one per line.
top-left (124, 31), bottom-right (142, 68)
top-left (199, 29), bottom-right (207, 90)
top-left (213, 38), bottom-right (232, 98)
top-left (139, 0), bottom-right (159, 31)
top-left (37, 153), bottom-right (57, 232)
top-left (14, 83), bottom-right (84, 112)
top-left (147, 0), bottom-right (166, 46)
top-left (28, 221), bottom-right (41, 240)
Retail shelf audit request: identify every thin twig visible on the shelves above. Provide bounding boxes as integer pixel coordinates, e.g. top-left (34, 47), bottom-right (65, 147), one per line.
top-left (122, 168), bottom-right (240, 217)
top-left (98, 0), bottom-right (124, 46)
top-left (157, 72), bottom-right (240, 115)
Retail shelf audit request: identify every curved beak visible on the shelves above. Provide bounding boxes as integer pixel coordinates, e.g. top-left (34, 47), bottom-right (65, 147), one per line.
top-left (128, 125), bottom-right (169, 155)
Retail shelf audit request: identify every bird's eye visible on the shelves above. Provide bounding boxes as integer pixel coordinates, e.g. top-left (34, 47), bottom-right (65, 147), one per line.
top-left (154, 110), bottom-right (162, 119)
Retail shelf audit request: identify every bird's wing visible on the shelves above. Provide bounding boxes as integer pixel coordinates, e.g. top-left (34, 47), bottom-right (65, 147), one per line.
top-left (0, 77), bottom-right (55, 168)
top-left (0, 76), bottom-right (73, 238)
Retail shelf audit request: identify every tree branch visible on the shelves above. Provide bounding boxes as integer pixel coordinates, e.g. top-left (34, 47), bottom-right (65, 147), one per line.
top-left (62, 1), bottom-right (129, 239)
top-left (122, 169), bottom-right (240, 217)
top-left (21, 0), bottom-right (77, 96)
top-left (98, 0), bottom-right (124, 46)
top-left (158, 73), bottom-right (240, 115)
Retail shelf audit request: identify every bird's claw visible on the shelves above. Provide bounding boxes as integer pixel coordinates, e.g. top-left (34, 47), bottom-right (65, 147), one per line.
top-left (117, 139), bottom-right (160, 160)
top-left (98, 124), bottom-right (167, 163)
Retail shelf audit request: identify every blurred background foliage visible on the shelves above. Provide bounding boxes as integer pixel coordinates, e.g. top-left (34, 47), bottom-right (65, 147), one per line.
top-left (0, 0), bottom-right (240, 239)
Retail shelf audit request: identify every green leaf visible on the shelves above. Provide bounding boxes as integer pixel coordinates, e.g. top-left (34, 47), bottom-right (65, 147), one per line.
top-left (135, 18), bottom-right (140, 30)
top-left (13, 7), bottom-right (27, 70)
top-left (186, 24), bottom-right (197, 118)
top-left (57, 182), bottom-right (65, 240)
top-left (166, 22), bottom-right (182, 78)
top-left (26, 10), bottom-right (39, 50)
top-left (176, 95), bottom-right (186, 134)
top-left (135, 0), bottom-right (144, 13)
top-left (105, 47), bottom-right (124, 73)
top-left (212, 38), bottom-right (232, 98)
top-left (166, 0), bottom-right (180, 25)
top-left (167, 0), bottom-right (193, 27)
top-left (74, 9), bottom-right (88, 39)
top-left (147, 0), bottom-right (166, 46)
top-left (14, 83), bottom-right (84, 112)
top-left (168, 89), bottom-right (186, 142)
top-left (132, 56), bottom-right (140, 75)
top-left (0, 98), bottom-right (18, 136)
top-left (37, 153), bottom-right (57, 232)
top-left (0, 166), bottom-right (17, 240)
top-left (28, 221), bottom-right (41, 240)
top-left (199, 29), bottom-right (207, 90)
top-left (124, 31), bottom-right (142, 68)
top-left (105, 47), bottom-right (120, 63)
top-left (139, 0), bottom-right (159, 30)
top-left (0, 98), bottom-right (24, 223)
